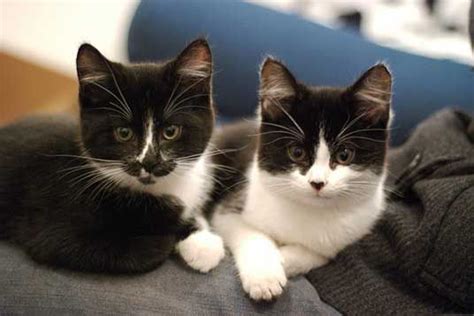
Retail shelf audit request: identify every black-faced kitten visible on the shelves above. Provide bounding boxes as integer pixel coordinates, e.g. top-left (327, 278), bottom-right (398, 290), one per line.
top-left (211, 58), bottom-right (392, 300)
top-left (0, 39), bottom-right (225, 273)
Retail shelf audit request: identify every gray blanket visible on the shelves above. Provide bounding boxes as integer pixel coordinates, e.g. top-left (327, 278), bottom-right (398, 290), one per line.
top-left (0, 242), bottom-right (338, 315)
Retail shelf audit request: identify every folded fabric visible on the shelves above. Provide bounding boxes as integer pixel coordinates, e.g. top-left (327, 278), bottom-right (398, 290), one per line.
top-left (0, 242), bottom-right (338, 315)
top-left (308, 109), bottom-right (474, 313)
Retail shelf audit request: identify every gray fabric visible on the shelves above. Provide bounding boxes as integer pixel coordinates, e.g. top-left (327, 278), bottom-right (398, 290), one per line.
top-left (0, 242), bottom-right (339, 315)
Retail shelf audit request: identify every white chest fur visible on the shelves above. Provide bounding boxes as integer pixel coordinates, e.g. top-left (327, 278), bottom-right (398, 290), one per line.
top-left (143, 156), bottom-right (211, 218)
top-left (242, 163), bottom-right (385, 259)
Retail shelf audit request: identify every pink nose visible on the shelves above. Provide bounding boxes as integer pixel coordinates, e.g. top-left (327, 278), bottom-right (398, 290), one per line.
top-left (310, 181), bottom-right (325, 191)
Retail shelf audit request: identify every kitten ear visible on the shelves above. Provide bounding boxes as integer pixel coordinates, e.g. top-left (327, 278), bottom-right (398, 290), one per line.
top-left (76, 43), bottom-right (111, 85)
top-left (349, 64), bottom-right (392, 125)
top-left (259, 57), bottom-right (297, 120)
top-left (174, 38), bottom-right (212, 80)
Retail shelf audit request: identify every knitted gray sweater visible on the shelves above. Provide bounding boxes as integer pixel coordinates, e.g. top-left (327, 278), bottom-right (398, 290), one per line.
top-left (307, 109), bottom-right (474, 314)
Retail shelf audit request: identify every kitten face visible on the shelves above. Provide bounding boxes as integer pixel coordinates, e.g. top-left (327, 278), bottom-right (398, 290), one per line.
top-left (76, 39), bottom-right (214, 185)
top-left (257, 59), bottom-right (391, 207)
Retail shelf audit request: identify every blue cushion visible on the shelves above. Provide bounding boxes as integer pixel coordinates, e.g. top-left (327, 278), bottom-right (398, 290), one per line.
top-left (128, 0), bottom-right (474, 144)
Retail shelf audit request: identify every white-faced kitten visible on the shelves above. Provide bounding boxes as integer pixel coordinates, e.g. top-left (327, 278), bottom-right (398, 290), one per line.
top-left (211, 58), bottom-right (392, 300)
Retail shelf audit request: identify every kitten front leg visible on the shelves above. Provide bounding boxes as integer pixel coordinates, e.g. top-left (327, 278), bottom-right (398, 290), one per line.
top-left (213, 212), bottom-right (287, 301)
top-left (23, 223), bottom-right (178, 273)
top-left (280, 244), bottom-right (328, 277)
top-left (176, 215), bottom-right (225, 273)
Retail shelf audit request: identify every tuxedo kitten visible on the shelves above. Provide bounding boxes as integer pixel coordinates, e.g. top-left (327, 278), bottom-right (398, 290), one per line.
top-left (0, 39), bottom-right (225, 273)
top-left (212, 58), bottom-right (392, 300)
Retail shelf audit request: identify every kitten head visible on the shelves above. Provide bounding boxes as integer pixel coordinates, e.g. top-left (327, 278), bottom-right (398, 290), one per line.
top-left (257, 58), bottom-right (392, 208)
top-left (76, 39), bottom-right (214, 186)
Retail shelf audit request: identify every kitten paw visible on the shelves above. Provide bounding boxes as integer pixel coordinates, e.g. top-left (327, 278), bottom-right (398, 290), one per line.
top-left (241, 262), bottom-right (287, 301)
top-left (177, 230), bottom-right (225, 273)
top-left (280, 245), bottom-right (328, 278)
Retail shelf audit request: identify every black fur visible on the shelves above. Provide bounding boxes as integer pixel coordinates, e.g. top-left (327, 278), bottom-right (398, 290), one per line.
top-left (0, 39), bottom-right (214, 273)
top-left (204, 120), bottom-right (257, 217)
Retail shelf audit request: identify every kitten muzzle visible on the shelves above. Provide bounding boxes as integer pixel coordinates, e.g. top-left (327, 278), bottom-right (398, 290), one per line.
top-left (142, 160), bottom-right (176, 178)
top-left (138, 173), bottom-right (155, 185)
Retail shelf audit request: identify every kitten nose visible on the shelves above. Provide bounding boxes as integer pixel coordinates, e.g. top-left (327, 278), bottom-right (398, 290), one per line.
top-left (310, 181), bottom-right (325, 191)
top-left (141, 160), bottom-right (157, 173)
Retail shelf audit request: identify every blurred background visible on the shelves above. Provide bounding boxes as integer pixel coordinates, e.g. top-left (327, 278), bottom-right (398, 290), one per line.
top-left (1, 0), bottom-right (472, 129)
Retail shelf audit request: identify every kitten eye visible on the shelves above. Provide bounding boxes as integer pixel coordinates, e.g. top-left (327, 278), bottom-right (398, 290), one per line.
top-left (162, 125), bottom-right (182, 141)
top-left (288, 145), bottom-right (306, 162)
top-left (114, 127), bottom-right (134, 142)
top-left (335, 147), bottom-right (355, 165)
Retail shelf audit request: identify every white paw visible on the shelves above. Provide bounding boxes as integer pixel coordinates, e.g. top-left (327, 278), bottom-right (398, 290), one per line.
top-left (240, 260), bottom-right (287, 301)
top-left (177, 230), bottom-right (225, 273)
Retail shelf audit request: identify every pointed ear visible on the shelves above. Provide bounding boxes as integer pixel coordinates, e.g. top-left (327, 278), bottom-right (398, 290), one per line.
top-left (174, 39), bottom-right (212, 80)
top-left (349, 64), bottom-right (392, 125)
top-left (259, 57), bottom-right (297, 120)
top-left (76, 43), bottom-right (111, 85)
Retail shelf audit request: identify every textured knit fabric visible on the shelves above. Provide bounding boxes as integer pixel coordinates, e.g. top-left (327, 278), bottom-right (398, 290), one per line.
top-left (307, 109), bottom-right (474, 314)
top-left (0, 242), bottom-right (339, 315)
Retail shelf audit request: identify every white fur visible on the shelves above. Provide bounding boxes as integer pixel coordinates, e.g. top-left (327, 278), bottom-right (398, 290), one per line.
top-left (212, 212), bottom-right (287, 301)
top-left (260, 79), bottom-right (294, 100)
top-left (213, 133), bottom-right (386, 299)
top-left (79, 73), bottom-right (108, 84)
top-left (177, 61), bottom-right (211, 79)
top-left (176, 229), bottom-right (225, 273)
top-left (308, 133), bottom-right (331, 185)
top-left (144, 156), bottom-right (209, 219)
top-left (137, 117), bottom-right (154, 163)
top-left (244, 161), bottom-right (385, 266)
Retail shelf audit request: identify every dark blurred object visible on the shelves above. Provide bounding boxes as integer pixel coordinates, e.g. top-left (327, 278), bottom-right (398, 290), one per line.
top-left (425, 0), bottom-right (468, 33)
top-left (425, 0), bottom-right (436, 14)
top-left (338, 11), bottom-right (362, 33)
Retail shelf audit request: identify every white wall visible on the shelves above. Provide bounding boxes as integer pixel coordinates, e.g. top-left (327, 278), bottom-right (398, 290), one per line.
top-left (1, 0), bottom-right (471, 75)
top-left (0, 0), bottom-right (138, 76)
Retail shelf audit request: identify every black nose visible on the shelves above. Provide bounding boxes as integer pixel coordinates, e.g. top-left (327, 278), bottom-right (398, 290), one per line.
top-left (141, 159), bottom-right (176, 177)
top-left (142, 163), bottom-right (156, 173)
top-left (310, 181), bottom-right (325, 191)
top-left (142, 161), bottom-right (157, 173)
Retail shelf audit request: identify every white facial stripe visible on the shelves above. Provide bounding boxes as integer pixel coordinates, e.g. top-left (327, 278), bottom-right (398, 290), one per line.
top-left (308, 130), bottom-right (331, 183)
top-left (315, 133), bottom-right (330, 167)
top-left (137, 117), bottom-right (154, 162)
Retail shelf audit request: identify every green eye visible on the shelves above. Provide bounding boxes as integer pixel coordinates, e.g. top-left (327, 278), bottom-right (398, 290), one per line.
top-left (162, 125), bottom-right (182, 141)
top-left (288, 145), bottom-right (306, 162)
top-left (114, 127), bottom-right (133, 142)
top-left (335, 147), bottom-right (355, 165)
